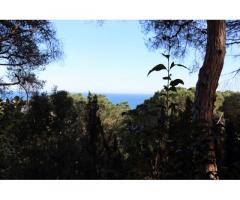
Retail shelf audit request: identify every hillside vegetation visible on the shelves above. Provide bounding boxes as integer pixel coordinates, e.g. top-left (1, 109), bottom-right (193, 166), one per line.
top-left (0, 87), bottom-right (240, 179)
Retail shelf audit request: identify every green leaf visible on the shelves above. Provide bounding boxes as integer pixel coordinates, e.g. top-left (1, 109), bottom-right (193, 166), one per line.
top-left (148, 144), bottom-right (154, 152)
top-left (170, 62), bottom-right (175, 69)
top-left (160, 105), bottom-right (166, 109)
top-left (162, 53), bottom-right (170, 59)
top-left (169, 103), bottom-right (178, 109)
top-left (169, 86), bottom-right (177, 92)
top-left (170, 79), bottom-right (184, 87)
top-left (165, 139), bottom-right (174, 143)
top-left (159, 93), bottom-right (166, 96)
top-left (163, 76), bottom-right (171, 80)
top-left (147, 64), bottom-right (167, 76)
top-left (164, 85), bottom-right (169, 91)
top-left (176, 64), bottom-right (188, 69)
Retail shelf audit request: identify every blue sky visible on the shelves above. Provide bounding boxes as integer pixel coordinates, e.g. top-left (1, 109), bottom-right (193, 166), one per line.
top-left (38, 20), bottom-right (240, 94)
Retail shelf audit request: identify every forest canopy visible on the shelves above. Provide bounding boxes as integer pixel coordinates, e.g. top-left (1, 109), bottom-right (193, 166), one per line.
top-left (0, 88), bottom-right (240, 179)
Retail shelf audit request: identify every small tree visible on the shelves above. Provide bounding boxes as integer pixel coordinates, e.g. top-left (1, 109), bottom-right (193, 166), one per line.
top-left (147, 53), bottom-right (187, 127)
top-left (147, 53), bottom-right (187, 178)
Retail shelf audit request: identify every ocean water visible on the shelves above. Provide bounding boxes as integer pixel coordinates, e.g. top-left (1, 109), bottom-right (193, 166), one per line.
top-left (1, 92), bottom-right (153, 109)
top-left (84, 93), bottom-right (153, 109)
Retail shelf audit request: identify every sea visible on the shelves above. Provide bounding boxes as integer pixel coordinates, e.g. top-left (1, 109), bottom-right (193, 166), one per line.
top-left (1, 92), bottom-right (153, 109)
top-left (83, 93), bottom-right (153, 109)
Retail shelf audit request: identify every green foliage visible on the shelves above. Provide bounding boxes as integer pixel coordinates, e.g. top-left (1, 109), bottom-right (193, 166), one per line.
top-left (0, 88), bottom-right (240, 179)
top-left (220, 92), bottom-right (240, 123)
top-left (0, 91), bottom-right (131, 179)
top-left (147, 64), bottom-right (167, 76)
top-left (0, 21), bottom-right (62, 93)
top-left (145, 54), bottom-right (189, 178)
top-left (170, 79), bottom-right (184, 87)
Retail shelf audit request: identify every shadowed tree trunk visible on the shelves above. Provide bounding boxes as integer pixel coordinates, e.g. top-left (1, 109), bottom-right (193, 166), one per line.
top-left (194, 20), bottom-right (226, 179)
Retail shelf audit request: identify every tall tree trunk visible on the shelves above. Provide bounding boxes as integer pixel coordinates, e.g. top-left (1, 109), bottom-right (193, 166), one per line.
top-left (193, 20), bottom-right (226, 179)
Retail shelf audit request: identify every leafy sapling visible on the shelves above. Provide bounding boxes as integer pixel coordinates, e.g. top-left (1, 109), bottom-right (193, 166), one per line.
top-left (147, 53), bottom-right (188, 178)
top-left (147, 53), bottom-right (188, 118)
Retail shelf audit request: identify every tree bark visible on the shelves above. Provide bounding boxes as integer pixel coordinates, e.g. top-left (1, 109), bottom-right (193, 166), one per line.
top-left (193, 20), bottom-right (226, 179)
